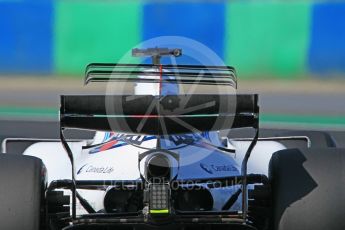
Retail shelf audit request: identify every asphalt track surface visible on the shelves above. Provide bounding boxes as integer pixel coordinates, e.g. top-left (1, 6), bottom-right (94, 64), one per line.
top-left (1, 78), bottom-right (345, 116)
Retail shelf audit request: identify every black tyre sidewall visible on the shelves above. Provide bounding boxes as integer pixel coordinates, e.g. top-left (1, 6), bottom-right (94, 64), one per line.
top-left (0, 154), bottom-right (45, 230)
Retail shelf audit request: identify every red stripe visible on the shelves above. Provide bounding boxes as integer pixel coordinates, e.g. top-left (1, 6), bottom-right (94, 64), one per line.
top-left (159, 64), bottom-right (163, 95)
top-left (100, 140), bottom-right (118, 151)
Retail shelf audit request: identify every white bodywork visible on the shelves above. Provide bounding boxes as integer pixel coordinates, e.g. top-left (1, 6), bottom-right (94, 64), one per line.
top-left (21, 133), bottom-right (289, 213)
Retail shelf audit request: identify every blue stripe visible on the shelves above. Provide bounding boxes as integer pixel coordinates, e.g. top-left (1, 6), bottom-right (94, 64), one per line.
top-left (308, 2), bottom-right (345, 75)
top-left (89, 135), bottom-right (156, 154)
top-left (0, 1), bottom-right (53, 74)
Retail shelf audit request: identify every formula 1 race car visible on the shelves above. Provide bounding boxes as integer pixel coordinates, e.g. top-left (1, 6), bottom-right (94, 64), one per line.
top-left (1, 48), bottom-right (344, 230)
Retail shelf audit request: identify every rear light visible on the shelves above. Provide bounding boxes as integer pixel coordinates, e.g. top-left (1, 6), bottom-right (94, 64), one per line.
top-left (149, 183), bottom-right (170, 215)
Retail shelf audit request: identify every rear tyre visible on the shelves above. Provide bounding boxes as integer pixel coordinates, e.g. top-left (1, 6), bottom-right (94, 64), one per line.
top-left (269, 148), bottom-right (345, 230)
top-left (0, 154), bottom-right (46, 230)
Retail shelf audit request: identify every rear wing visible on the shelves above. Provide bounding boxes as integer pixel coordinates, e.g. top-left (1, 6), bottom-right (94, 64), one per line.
top-left (60, 94), bottom-right (258, 135)
top-left (60, 94), bottom-right (260, 219)
top-left (85, 63), bottom-right (237, 87)
top-left (59, 49), bottom-right (260, 220)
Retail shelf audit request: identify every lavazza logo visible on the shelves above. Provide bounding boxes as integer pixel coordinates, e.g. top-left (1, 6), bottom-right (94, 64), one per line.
top-left (77, 164), bottom-right (114, 175)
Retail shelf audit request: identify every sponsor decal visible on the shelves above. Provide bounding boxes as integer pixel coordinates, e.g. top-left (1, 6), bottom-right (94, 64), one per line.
top-left (169, 132), bottom-right (209, 146)
top-left (200, 163), bottom-right (213, 174)
top-left (90, 132), bottom-right (156, 154)
top-left (200, 163), bottom-right (237, 174)
top-left (211, 164), bottom-right (238, 172)
top-left (90, 132), bottom-right (210, 154)
top-left (77, 164), bottom-right (114, 175)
